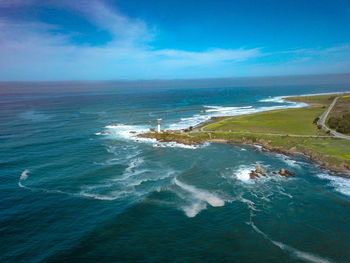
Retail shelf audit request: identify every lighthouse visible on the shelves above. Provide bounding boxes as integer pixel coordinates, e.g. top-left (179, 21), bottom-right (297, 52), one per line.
top-left (157, 119), bottom-right (162, 133)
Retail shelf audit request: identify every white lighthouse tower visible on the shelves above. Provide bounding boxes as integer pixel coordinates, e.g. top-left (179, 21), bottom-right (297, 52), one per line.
top-left (157, 119), bottom-right (162, 133)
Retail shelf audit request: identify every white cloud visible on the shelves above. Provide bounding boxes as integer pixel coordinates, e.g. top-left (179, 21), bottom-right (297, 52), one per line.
top-left (0, 0), bottom-right (349, 80)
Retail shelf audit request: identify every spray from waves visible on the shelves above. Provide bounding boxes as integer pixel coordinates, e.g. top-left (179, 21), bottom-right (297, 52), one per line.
top-left (173, 178), bottom-right (224, 217)
top-left (153, 141), bottom-right (204, 149)
top-left (98, 124), bottom-right (205, 149)
top-left (317, 173), bottom-right (350, 197)
top-left (249, 221), bottom-right (333, 263)
top-left (234, 165), bottom-right (255, 182)
top-left (174, 178), bottom-right (224, 207)
top-left (18, 169), bottom-right (30, 187)
top-left (274, 153), bottom-right (302, 168)
top-left (183, 202), bottom-right (207, 218)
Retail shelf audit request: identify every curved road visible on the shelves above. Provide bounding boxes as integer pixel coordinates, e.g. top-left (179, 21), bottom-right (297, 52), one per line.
top-left (317, 96), bottom-right (350, 140)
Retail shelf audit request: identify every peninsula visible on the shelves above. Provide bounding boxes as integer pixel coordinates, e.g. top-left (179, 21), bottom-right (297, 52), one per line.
top-left (141, 93), bottom-right (350, 174)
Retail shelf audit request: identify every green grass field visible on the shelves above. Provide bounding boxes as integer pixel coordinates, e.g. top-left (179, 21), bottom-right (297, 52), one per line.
top-left (202, 107), bottom-right (324, 135)
top-left (143, 93), bottom-right (350, 173)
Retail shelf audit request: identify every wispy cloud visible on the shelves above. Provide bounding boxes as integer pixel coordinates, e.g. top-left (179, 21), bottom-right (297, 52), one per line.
top-left (0, 0), bottom-right (349, 80)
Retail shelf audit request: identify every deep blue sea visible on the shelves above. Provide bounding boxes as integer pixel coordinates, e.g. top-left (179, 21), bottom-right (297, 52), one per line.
top-left (1, 85), bottom-right (350, 263)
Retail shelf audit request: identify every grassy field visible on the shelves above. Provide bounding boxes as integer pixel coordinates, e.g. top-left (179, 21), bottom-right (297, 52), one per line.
top-left (143, 93), bottom-right (350, 173)
top-left (201, 107), bottom-right (324, 135)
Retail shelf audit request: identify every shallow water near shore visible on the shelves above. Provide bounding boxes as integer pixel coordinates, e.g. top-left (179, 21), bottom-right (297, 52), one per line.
top-left (1, 85), bottom-right (350, 262)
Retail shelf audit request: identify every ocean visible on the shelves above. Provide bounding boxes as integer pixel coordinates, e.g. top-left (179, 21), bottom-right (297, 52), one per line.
top-left (1, 84), bottom-right (350, 263)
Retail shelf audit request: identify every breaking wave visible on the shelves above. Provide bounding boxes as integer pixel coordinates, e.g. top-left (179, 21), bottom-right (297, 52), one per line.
top-left (317, 173), bottom-right (350, 197)
top-left (98, 124), bottom-right (204, 149)
top-left (234, 165), bottom-right (255, 182)
top-left (18, 169), bottom-right (30, 187)
top-left (169, 98), bottom-right (307, 130)
top-left (259, 96), bottom-right (286, 103)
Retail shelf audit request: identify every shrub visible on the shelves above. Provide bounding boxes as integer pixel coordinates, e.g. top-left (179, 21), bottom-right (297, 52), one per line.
top-left (328, 117), bottom-right (339, 129)
top-left (337, 119), bottom-right (350, 134)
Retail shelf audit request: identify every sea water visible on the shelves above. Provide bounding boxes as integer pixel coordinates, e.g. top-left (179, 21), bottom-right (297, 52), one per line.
top-left (1, 85), bottom-right (350, 262)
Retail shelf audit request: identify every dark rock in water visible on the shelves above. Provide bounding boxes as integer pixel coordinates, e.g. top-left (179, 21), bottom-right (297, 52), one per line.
top-left (255, 163), bottom-right (263, 174)
top-left (279, 168), bottom-right (294, 177)
top-left (249, 163), bottom-right (267, 179)
top-left (285, 170), bottom-right (294, 176)
top-left (279, 168), bottom-right (286, 176)
top-left (130, 131), bottom-right (137, 134)
top-left (249, 171), bottom-right (259, 179)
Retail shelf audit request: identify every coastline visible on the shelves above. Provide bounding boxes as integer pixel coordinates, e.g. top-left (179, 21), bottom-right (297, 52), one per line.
top-left (140, 92), bottom-right (350, 175)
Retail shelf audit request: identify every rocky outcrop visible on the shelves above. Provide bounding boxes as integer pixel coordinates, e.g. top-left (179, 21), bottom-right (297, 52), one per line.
top-left (249, 163), bottom-right (267, 179)
top-left (279, 168), bottom-right (294, 177)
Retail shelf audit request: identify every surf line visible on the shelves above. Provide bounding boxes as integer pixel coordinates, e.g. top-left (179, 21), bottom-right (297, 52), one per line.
top-left (18, 169), bottom-right (117, 201)
top-left (249, 219), bottom-right (333, 263)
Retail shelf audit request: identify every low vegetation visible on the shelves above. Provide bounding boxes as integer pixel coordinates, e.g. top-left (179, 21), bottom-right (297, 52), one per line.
top-left (142, 93), bottom-right (350, 173)
top-left (327, 96), bottom-right (350, 134)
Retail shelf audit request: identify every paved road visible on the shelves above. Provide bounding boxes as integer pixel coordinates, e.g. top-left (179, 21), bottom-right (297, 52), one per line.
top-left (317, 96), bottom-right (350, 140)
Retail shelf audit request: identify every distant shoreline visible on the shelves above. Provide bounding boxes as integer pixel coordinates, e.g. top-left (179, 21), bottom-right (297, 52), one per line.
top-left (141, 92), bottom-right (350, 175)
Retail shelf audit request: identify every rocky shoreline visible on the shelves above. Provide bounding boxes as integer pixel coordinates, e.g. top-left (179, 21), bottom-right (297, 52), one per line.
top-left (140, 131), bottom-right (350, 175)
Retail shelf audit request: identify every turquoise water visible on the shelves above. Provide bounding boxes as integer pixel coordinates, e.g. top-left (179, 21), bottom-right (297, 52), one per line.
top-left (1, 85), bottom-right (350, 262)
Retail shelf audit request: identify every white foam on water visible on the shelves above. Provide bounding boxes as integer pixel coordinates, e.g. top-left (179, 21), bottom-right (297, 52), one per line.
top-left (276, 186), bottom-right (293, 199)
top-left (253, 144), bottom-right (263, 150)
top-left (20, 169), bottom-right (29, 181)
top-left (168, 103), bottom-right (299, 130)
top-left (124, 157), bottom-right (144, 175)
top-left (18, 170), bottom-right (135, 201)
top-left (237, 195), bottom-right (258, 211)
top-left (168, 115), bottom-right (211, 130)
top-left (104, 124), bottom-right (151, 142)
top-left (101, 124), bottom-right (202, 149)
top-left (167, 92), bottom-right (350, 131)
top-left (317, 173), bottom-right (350, 196)
top-left (174, 178), bottom-right (225, 207)
top-left (183, 201), bottom-right (207, 218)
top-left (283, 158), bottom-right (300, 168)
top-left (18, 169), bottom-right (30, 188)
top-left (203, 101), bottom-right (306, 117)
top-left (78, 191), bottom-right (126, 201)
top-left (204, 105), bottom-right (253, 113)
top-left (250, 221), bottom-right (333, 263)
top-left (18, 170), bottom-right (80, 197)
top-left (128, 169), bottom-right (175, 187)
top-left (275, 154), bottom-right (301, 168)
top-left (234, 166), bottom-right (254, 182)
top-left (170, 97), bottom-right (307, 131)
top-left (259, 96), bottom-right (287, 103)
top-left (153, 141), bottom-right (200, 149)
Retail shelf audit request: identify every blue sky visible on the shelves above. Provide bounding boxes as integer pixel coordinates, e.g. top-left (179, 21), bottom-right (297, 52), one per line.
top-left (0, 0), bottom-right (349, 80)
